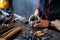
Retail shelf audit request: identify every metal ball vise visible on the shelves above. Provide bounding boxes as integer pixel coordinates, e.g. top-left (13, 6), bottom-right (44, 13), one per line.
top-left (29, 15), bottom-right (40, 27)
top-left (21, 15), bottom-right (40, 26)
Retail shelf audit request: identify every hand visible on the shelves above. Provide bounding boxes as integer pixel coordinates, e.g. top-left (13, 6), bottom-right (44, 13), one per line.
top-left (34, 20), bottom-right (49, 28)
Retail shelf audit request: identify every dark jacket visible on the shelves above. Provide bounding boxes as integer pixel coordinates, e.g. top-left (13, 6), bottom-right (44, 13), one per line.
top-left (48, 0), bottom-right (60, 21)
top-left (40, 0), bottom-right (60, 21)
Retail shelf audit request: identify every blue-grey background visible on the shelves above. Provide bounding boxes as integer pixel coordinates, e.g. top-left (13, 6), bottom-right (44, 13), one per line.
top-left (12, 0), bottom-right (38, 18)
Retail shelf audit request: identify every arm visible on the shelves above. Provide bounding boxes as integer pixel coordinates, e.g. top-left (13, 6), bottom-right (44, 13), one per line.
top-left (50, 20), bottom-right (60, 31)
top-left (34, 19), bottom-right (60, 31)
top-left (34, 0), bottom-right (40, 16)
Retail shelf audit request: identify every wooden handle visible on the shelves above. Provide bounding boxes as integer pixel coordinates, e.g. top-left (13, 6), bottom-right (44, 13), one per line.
top-left (4, 27), bottom-right (22, 39)
top-left (9, 20), bottom-right (16, 24)
top-left (0, 38), bottom-right (6, 40)
top-left (0, 28), bottom-right (16, 38)
top-left (2, 20), bottom-right (15, 27)
top-left (19, 17), bottom-right (26, 21)
top-left (0, 27), bottom-right (13, 36)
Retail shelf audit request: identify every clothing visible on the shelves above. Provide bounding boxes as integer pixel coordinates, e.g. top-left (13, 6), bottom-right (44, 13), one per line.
top-left (36, 0), bottom-right (60, 21)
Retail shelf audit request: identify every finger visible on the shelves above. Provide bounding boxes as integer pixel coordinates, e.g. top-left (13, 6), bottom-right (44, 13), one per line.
top-left (35, 15), bottom-right (40, 19)
top-left (33, 23), bottom-right (41, 27)
top-left (33, 24), bottom-right (39, 27)
top-left (35, 20), bottom-right (41, 23)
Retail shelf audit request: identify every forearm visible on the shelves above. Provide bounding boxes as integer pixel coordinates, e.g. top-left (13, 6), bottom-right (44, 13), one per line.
top-left (50, 20), bottom-right (60, 31)
top-left (34, 0), bottom-right (40, 16)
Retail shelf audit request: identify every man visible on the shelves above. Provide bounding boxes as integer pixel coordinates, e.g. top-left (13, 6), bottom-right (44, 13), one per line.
top-left (29, 0), bottom-right (60, 31)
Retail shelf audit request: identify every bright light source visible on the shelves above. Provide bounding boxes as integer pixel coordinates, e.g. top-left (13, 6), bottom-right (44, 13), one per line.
top-left (0, 0), bottom-right (9, 9)
top-left (0, 0), bottom-right (4, 9)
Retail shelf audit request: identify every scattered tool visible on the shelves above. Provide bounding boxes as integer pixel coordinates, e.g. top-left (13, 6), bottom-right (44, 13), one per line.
top-left (0, 27), bottom-right (14, 35)
top-left (0, 27), bottom-right (22, 40)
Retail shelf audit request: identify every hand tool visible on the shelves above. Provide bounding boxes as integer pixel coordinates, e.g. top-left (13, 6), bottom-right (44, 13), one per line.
top-left (0, 27), bottom-right (14, 35)
top-left (0, 27), bottom-right (22, 40)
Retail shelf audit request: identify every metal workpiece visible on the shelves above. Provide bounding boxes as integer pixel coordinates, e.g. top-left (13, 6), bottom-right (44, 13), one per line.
top-left (29, 15), bottom-right (40, 22)
top-left (3, 13), bottom-right (13, 23)
top-left (29, 21), bottom-right (35, 27)
top-left (0, 9), bottom-right (25, 27)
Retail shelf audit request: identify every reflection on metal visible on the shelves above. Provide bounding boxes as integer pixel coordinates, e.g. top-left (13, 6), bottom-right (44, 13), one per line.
top-left (0, 9), bottom-right (23, 20)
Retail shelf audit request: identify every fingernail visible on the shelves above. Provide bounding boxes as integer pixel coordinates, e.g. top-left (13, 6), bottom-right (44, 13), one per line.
top-left (33, 24), bottom-right (38, 27)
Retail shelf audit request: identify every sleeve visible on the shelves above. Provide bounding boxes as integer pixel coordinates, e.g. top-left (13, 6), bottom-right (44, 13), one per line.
top-left (51, 20), bottom-right (60, 31)
top-left (36, 0), bottom-right (40, 11)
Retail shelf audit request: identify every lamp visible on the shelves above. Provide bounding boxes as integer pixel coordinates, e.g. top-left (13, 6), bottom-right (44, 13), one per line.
top-left (0, 0), bottom-right (10, 9)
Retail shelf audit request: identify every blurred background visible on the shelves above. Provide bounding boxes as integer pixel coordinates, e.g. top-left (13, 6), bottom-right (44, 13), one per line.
top-left (12, 0), bottom-right (38, 18)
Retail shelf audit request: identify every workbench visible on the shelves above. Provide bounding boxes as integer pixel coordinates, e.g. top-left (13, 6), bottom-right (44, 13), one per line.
top-left (0, 19), bottom-right (60, 40)
top-left (10, 19), bottom-right (60, 40)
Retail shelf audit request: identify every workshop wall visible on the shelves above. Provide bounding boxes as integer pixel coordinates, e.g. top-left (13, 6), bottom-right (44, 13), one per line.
top-left (12, 0), bottom-right (38, 18)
